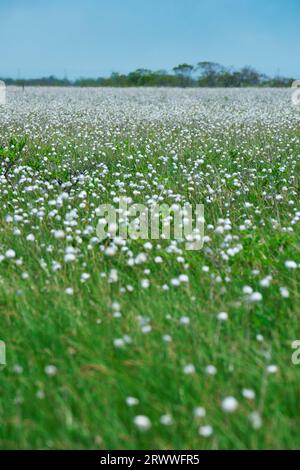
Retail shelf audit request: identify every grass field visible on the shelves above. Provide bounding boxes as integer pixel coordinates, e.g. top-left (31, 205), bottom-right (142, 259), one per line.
top-left (0, 87), bottom-right (300, 449)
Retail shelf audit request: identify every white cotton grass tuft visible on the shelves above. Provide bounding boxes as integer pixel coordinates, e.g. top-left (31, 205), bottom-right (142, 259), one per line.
top-left (243, 286), bottom-right (263, 303)
top-left (242, 285), bottom-right (253, 294)
top-left (113, 338), bottom-right (125, 348)
top-left (54, 229), bottom-right (65, 239)
top-left (248, 291), bottom-right (263, 302)
top-left (279, 287), bottom-right (289, 298)
top-left (217, 311), bottom-right (228, 321)
top-left (249, 411), bottom-right (262, 430)
top-left (194, 407), bottom-right (206, 418)
top-left (284, 260), bottom-right (298, 269)
top-left (266, 364), bottom-right (278, 374)
top-left (126, 396), bottom-right (139, 406)
top-left (161, 334), bottom-right (171, 344)
top-left (44, 365), bottom-right (57, 376)
top-left (259, 275), bottom-right (272, 288)
top-left (221, 396), bottom-right (238, 413)
top-left (26, 233), bottom-right (35, 242)
top-left (64, 253), bottom-right (76, 263)
top-left (80, 272), bottom-right (90, 283)
top-left (133, 415), bottom-right (151, 431)
top-left (205, 365), bottom-right (217, 376)
top-left (198, 425), bottom-right (213, 437)
top-left (13, 364), bottom-right (24, 374)
top-left (183, 364), bottom-right (196, 375)
top-left (5, 249), bottom-right (16, 259)
top-left (65, 287), bottom-right (74, 295)
top-left (160, 414), bottom-right (173, 426)
top-left (242, 388), bottom-right (256, 400)
top-left (140, 279), bottom-right (150, 289)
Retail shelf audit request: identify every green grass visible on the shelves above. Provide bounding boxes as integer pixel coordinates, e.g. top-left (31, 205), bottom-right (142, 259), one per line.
top-left (0, 97), bottom-right (300, 449)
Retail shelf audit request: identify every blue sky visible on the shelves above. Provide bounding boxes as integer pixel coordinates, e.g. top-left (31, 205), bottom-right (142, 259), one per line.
top-left (1, 0), bottom-right (299, 78)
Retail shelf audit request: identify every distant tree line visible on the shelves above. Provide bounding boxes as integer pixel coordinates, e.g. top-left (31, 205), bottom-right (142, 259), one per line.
top-left (1, 62), bottom-right (294, 88)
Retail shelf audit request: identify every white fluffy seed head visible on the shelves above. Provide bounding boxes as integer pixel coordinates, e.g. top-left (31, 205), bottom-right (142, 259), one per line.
top-left (5, 249), bottom-right (16, 259)
top-left (199, 425), bottom-right (213, 437)
top-left (133, 415), bottom-right (151, 431)
top-left (217, 311), bottom-right (228, 321)
top-left (221, 396), bottom-right (238, 412)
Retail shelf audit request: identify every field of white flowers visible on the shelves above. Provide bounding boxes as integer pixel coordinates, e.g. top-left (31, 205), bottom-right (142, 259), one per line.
top-left (0, 86), bottom-right (300, 449)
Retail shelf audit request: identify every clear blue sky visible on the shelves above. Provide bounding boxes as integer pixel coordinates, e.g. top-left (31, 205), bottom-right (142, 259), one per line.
top-left (1, 0), bottom-right (299, 78)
